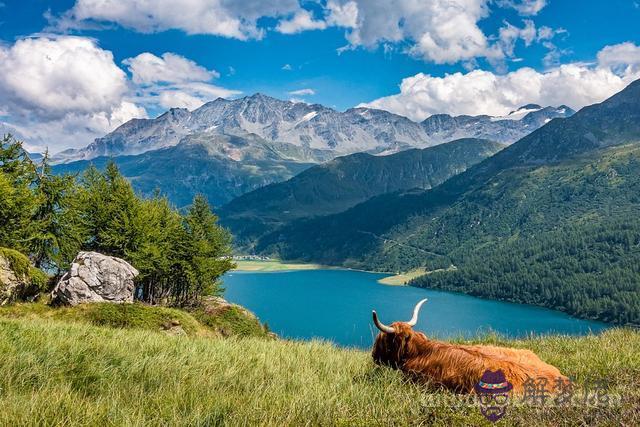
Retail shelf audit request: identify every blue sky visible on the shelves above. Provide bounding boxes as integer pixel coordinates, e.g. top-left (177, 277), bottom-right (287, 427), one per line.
top-left (0, 0), bottom-right (639, 151)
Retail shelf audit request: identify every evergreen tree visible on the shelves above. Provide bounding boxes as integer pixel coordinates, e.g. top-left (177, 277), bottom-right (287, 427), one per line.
top-left (0, 135), bottom-right (37, 252)
top-left (29, 151), bottom-right (86, 271)
top-left (179, 195), bottom-right (234, 303)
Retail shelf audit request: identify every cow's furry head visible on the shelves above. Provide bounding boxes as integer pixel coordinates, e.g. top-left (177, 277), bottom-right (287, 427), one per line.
top-left (371, 299), bottom-right (428, 368)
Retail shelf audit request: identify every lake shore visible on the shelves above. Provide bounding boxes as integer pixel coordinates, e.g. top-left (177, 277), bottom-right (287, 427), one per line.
top-left (233, 259), bottom-right (399, 277)
top-left (378, 266), bottom-right (458, 286)
top-left (233, 260), bottom-right (326, 272)
top-left (377, 268), bottom-right (428, 286)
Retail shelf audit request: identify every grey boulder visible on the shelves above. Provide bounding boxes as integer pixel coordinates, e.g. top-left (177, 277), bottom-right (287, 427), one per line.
top-left (0, 254), bottom-right (27, 305)
top-left (51, 251), bottom-right (139, 306)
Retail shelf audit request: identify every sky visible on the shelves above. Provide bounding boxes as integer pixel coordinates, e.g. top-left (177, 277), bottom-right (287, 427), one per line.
top-left (0, 0), bottom-right (639, 152)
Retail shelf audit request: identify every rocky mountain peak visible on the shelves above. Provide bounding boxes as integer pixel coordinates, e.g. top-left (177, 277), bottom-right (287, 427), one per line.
top-left (51, 94), bottom-right (577, 163)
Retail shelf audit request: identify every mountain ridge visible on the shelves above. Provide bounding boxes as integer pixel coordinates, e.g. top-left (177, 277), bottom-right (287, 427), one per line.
top-left (219, 138), bottom-right (504, 247)
top-left (51, 93), bottom-right (573, 163)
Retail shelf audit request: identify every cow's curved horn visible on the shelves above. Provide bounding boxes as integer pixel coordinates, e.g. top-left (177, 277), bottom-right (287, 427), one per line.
top-left (406, 298), bottom-right (428, 327)
top-left (372, 310), bottom-right (394, 333)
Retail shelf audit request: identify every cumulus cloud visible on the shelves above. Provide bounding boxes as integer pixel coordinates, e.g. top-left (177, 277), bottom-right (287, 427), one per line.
top-left (282, 63), bottom-right (293, 70)
top-left (276, 10), bottom-right (327, 34)
top-left (288, 88), bottom-right (315, 96)
top-left (360, 43), bottom-right (640, 121)
top-left (123, 52), bottom-right (240, 111)
top-left (123, 52), bottom-right (219, 84)
top-left (154, 82), bottom-right (240, 110)
top-left (327, 0), bottom-right (496, 64)
top-left (55, 0), bottom-right (556, 67)
top-left (0, 36), bottom-right (146, 151)
top-left (597, 42), bottom-right (640, 74)
top-left (0, 38), bottom-right (241, 152)
top-left (0, 36), bottom-right (128, 119)
top-left (497, 0), bottom-right (548, 16)
top-left (326, 0), bottom-right (358, 27)
top-left (56, 0), bottom-right (302, 40)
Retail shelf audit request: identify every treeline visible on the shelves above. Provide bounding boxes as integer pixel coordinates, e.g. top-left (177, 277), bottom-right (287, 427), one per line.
top-left (0, 135), bottom-right (234, 305)
top-left (412, 219), bottom-right (640, 325)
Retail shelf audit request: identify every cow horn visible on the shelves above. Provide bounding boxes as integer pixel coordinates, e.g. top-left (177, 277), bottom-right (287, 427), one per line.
top-left (372, 310), bottom-right (394, 333)
top-left (406, 298), bottom-right (428, 327)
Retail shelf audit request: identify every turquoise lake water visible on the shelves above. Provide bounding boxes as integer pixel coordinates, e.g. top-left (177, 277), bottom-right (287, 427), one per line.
top-left (223, 269), bottom-right (609, 349)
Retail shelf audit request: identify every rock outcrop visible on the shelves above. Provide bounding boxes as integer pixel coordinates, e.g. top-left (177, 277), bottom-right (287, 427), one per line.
top-left (0, 248), bottom-right (44, 305)
top-left (51, 251), bottom-right (139, 306)
top-left (1, 253), bottom-right (27, 305)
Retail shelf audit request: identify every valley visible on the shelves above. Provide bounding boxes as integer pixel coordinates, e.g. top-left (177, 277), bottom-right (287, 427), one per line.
top-left (41, 81), bottom-right (640, 327)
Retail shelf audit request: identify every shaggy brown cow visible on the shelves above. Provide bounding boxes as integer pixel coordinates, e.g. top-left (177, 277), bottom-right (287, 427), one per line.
top-left (372, 299), bottom-right (568, 394)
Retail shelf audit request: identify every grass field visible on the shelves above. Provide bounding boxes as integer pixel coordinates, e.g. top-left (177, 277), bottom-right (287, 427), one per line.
top-left (0, 306), bottom-right (638, 425)
top-left (378, 266), bottom-right (457, 286)
top-left (233, 259), bottom-right (325, 272)
top-left (378, 268), bottom-right (429, 286)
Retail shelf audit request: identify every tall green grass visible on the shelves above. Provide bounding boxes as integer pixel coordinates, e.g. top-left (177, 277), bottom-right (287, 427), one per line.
top-left (0, 315), bottom-right (638, 426)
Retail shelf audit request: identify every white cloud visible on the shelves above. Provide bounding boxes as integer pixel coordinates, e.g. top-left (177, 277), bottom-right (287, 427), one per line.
top-left (57, 0), bottom-right (302, 40)
top-left (497, 0), bottom-right (548, 16)
top-left (0, 36), bottom-right (128, 119)
top-left (0, 36), bottom-right (146, 151)
top-left (123, 52), bottom-right (219, 84)
top-left (154, 82), bottom-right (240, 110)
top-left (276, 10), bottom-right (327, 34)
top-left (497, 19), bottom-right (537, 59)
top-left (328, 0), bottom-right (496, 64)
top-left (326, 0), bottom-right (358, 27)
top-left (9, 102), bottom-right (148, 153)
top-left (56, 0), bottom-right (555, 67)
top-left (361, 43), bottom-right (640, 121)
top-left (123, 52), bottom-right (241, 111)
top-left (597, 42), bottom-right (640, 74)
top-left (0, 39), bottom-right (241, 152)
top-left (288, 88), bottom-right (315, 96)
top-left (495, 20), bottom-right (565, 68)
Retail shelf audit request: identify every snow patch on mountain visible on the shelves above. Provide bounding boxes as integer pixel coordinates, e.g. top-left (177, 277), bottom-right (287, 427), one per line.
top-left (51, 95), bottom-right (575, 164)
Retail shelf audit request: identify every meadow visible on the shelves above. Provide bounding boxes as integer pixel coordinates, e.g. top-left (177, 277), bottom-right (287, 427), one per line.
top-left (0, 304), bottom-right (638, 426)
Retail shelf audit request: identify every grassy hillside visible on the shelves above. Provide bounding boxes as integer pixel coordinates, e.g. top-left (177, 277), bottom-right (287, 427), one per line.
top-left (220, 138), bottom-right (503, 247)
top-left (0, 300), bottom-right (270, 338)
top-left (0, 315), bottom-right (637, 425)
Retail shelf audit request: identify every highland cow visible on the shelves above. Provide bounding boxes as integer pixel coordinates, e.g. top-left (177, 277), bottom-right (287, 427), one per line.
top-left (372, 299), bottom-right (568, 394)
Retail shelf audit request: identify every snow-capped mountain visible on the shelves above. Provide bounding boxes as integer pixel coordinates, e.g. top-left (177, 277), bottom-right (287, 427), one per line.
top-left (52, 93), bottom-right (575, 163)
top-left (421, 104), bottom-right (575, 145)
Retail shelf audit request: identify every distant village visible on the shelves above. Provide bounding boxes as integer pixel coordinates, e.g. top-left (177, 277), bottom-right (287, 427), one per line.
top-left (232, 255), bottom-right (272, 261)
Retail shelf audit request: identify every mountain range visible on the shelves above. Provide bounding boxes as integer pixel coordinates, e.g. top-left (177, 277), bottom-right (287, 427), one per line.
top-left (52, 94), bottom-right (573, 163)
top-left (49, 93), bottom-right (572, 209)
top-left (251, 79), bottom-right (640, 325)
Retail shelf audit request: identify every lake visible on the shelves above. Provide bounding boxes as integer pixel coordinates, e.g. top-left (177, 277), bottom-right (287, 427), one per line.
top-left (223, 269), bottom-right (609, 349)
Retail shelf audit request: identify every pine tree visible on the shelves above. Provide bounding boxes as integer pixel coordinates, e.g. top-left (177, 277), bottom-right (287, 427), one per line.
top-left (181, 195), bottom-right (235, 303)
top-left (0, 135), bottom-right (38, 252)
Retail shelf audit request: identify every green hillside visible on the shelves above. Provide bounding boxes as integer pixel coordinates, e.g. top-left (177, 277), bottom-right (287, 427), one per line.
top-left (220, 138), bottom-right (503, 247)
top-left (0, 314), bottom-right (637, 425)
top-left (254, 80), bottom-right (640, 325)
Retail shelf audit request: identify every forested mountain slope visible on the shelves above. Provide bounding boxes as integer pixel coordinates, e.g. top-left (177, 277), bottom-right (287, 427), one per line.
top-left (220, 138), bottom-right (503, 246)
top-left (255, 80), bottom-right (640, 325)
